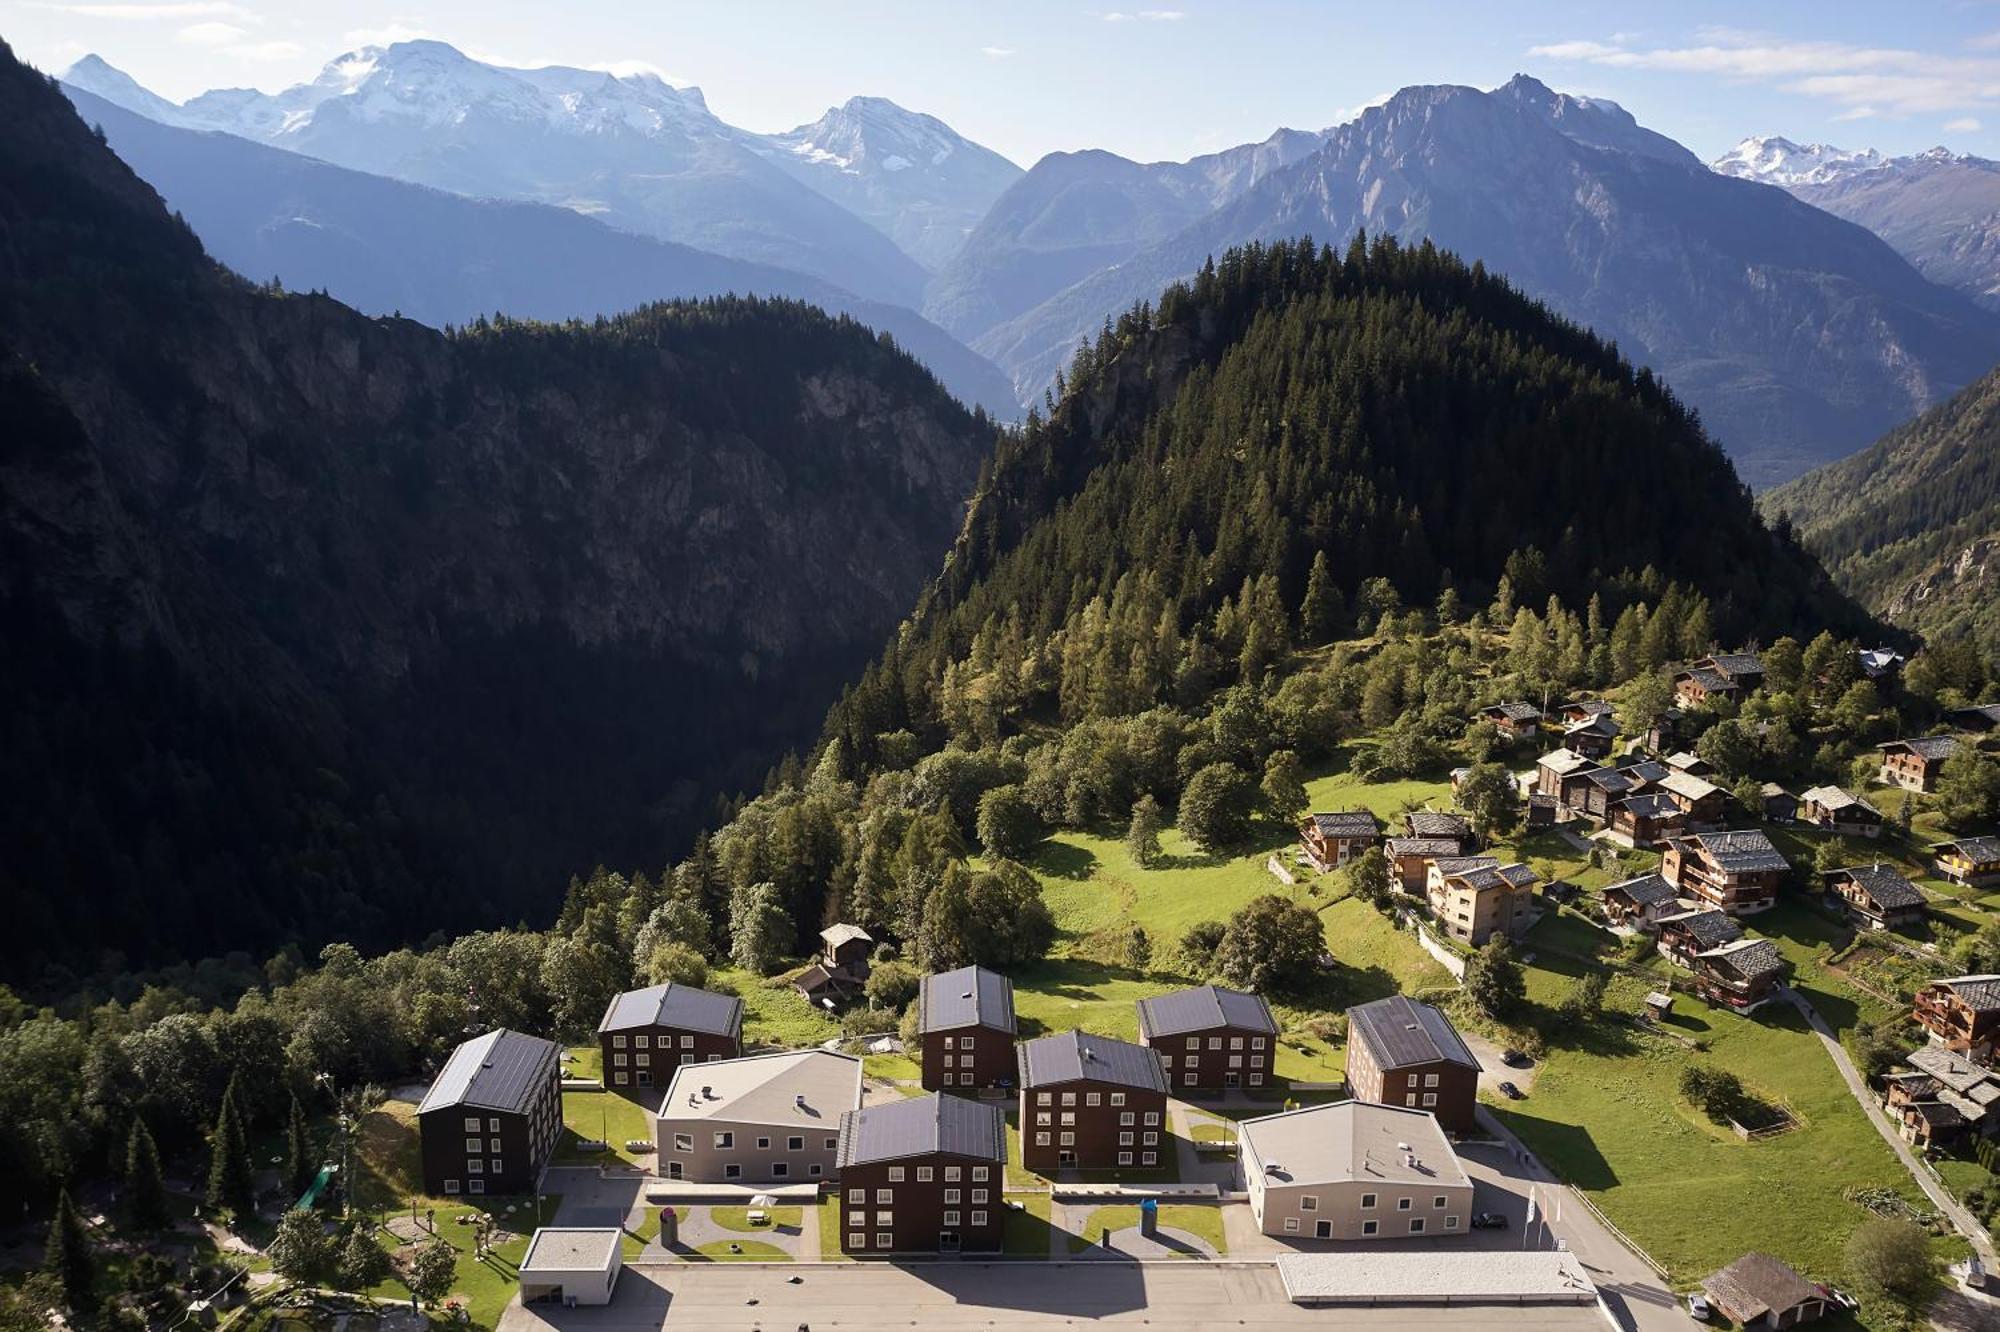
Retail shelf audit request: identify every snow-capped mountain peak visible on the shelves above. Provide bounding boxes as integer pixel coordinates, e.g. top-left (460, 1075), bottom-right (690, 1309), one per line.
top-left (1710, 135), bottom-right (1886, 186)
top-left (60, 54), bottom-right (190, 126)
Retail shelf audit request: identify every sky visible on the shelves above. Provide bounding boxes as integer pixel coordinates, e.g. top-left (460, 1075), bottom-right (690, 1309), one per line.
top-left (5, 0), bottom-right (1998, 166)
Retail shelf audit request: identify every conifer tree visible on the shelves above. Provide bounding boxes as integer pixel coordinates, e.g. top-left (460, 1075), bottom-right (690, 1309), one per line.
top-left (285, 1093), bottom-right (314, 1200)
top-left (125, 1118), bottom-right (170, 1231)
top-left (1126, 794), bottom-right (1164, 868)
top-left (206, 1077), bottom-right (257, 1218)
top-left (44, 1188), bottom-right (95, 1312)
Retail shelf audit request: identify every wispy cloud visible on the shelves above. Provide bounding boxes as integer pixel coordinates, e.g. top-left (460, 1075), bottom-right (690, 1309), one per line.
top-left (981, 45), bottom-right (1016, 58)
top-left (1529, 30), bottom-right (2000, 119)
top-left (174, 19), bottom-right (243, 45)
top-left (342, 20), bottom-right (433, 48)
top-left (222, 39), bottom-right (300, 61)
top-left (1327, 90), bottom-right (1393, 124)
top-left (1946, 116), bottom-right (1983, 132)
top-left (34, 1), bottom-right (255, 17)
top-left (1830, 105), bottom-right (1877, 122)
top-left (588, 59), bottom-right (689, 85)
top-left (1101, 9), bottom-right (1184, 22)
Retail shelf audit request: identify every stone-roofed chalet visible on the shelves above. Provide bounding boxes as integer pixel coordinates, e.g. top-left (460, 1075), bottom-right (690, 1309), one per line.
top-left (1662, 830), bottom-right (1789, 915)
top-left (1300, 809), bottom-right (1380, 871)
top-left (1878, 736), bottom-right (1961, 793)
top-left (1914, 975), bottom-right (2000, 1064)
top-left (1824, 864), bottom-right (1925, 932)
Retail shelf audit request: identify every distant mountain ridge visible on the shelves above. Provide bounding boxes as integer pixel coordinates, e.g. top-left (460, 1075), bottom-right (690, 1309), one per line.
top-left (58, 85), bottom-right (1018, 416)
top-left (1713, 135), bottom-right (2000, 311)
top-left (954, 75), bottom-right (2000, 486)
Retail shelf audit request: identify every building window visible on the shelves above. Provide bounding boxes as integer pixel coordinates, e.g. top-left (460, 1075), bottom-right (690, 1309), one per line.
top-left (1119, 1133), bottom-right (1134, 1146)
top-left (971, 1210), bottom-right (988, 1226)
top-left (1360, 1193), bottom-right (1376, 1209)
top-left (945, 1166), bottom-right (961, 1182)
top-left (971, 1189), bottom-right (988, 1204)
top-left (1284, 1217), bottom-right (1299, 1232)
top-left (1397, 1197), bottom-right (1412, 1211)
top-left (1230, 1037), bottom-right (1243, 1050)
top-left (772, 1163), bottom-right (789, 1178)
top-left (917, 1167), bottom-right (933, 1182)
top-left (1144, 1112), bottom-right (1160, 1126)
top-left (1424, 1072), bottom-right (1439, 1087)
top-left (1059, 1132), bottom-right (1074, 1146)
top-left (674, 1134), bottom-right (692, 1152)
top-left (846, 1188), bottom-right (865, 1202)
top-left (944, 1189), bottom-right (961, 1205)
top-left (1086, 1093), bottom-right (1102, 1107)
top-left (1035, 1132), bottom-right (1050, 1146)
top-left (1208, 1037), bottom-right (1222, 1050)
top-left (962, 1036), bottom-right (975, 1049)
top-left (944, 1210), bottom-right (961, 1227)
top-left (635, 1034), bottom-right (649, 1049)
top-left (1250, 1073), bottom-right (1264, 1086)
top-left (1445, 1215), bottom-right (1459, 1229)
top-left (611, 1035), bottom-right (626, 1048)
top-left (1142, 1152), bottom-right (1156, 1165)
top-left (467, 1160), bottom-right (483, 1174)
top-left (875, 1212), bottom-right (893, 1227)
top-left (1110, 1092), bottom-right (1126, 1106)
top-left (826, 1137), bottom-right (838, 1150)
top-left (1120, 1112), bottom-right (1135, 1126)
top-left (757, 1137), bottom-right (771, 1150)
top-left (849, 1233), bottom-right (865, 1250)
top-left (1422, 1093), bottom-right (1437, 1107)
top-left (680, 1034), bottom-right (694, 1048)
top-left (810, 1164), bottom-right (822, 1177)
top-left (1118, 1152), bottom-right (1133, 1165)
top-left (1185, 1037), bottom-right (1199, 1050)
top-left (444, 1179), bottom-right (460, 1195)
top-left (972, 1167), bottom-right (989, 1182)
top-left (1061, 1093), bottom-right (1077, 1106)
top-left (1162, 1055), bottom-right (1174, 1068)
top-left (1036, 1112), bottom-right (1052, 1127)
top-left (714, 1132), bottom-right (733, 1149)
top-left (1409, 1219), bottom-right (1425, 1234)
top-left (1143, 1132), bottom-right (1158, 1146)
top-left (1037, 1093), bottom-right (1052, 1106)
top-left (875, 1189), bottom-right (894, 1203)
top-left (1252, 1037), bottom-right (1266, 1050)
top-left (1184, 1073), bottom-right (1197, 1085)
top-left (469, 1180), bottom-right (485, 1195)
top-left (944, 1035), bottom-right (955, 1048)
top-left (887, 1167), bottom-right (905, 1182)
top-left (613, 1053), bottom-right (627, 1067)
top-left (462, 1116), bottom-right (481, 1131)
top-left (876, 1234), bottom-right (892, 1249)
top-left (788, 1136), bottom-right (804, 1151)
top-left (465, 1138), bottom-right (481, 1153)
top-left (1362, 1220), bottom-right (1378, 1236)
top-left (724, 1164), bottom-right (741, 1179)
top-left (1300, 1196), bottom-right (1318, 1211)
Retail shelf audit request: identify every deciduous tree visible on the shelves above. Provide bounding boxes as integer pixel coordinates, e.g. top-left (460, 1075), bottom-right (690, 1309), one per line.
top-left (1213, 895), bottom-right (1323, 994)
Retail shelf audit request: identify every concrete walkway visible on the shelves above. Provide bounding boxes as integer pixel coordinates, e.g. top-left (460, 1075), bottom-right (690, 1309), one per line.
top-left (1786, 990), bottom-right (1998, 1266)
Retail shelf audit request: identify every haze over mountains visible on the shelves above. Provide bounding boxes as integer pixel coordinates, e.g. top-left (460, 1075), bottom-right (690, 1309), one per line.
top-left (55, 42), bottom-right (2000, 488)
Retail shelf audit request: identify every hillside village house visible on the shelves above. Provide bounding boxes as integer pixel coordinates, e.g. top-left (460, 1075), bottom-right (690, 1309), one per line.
top-left (1535, 748), bottom-right (1598, 800)
top-left (1238, 1101), bottom-right (1473, 1240)
top-left (1136, 984), bottom-right (1279, 1091)
top-left (1016, 1029), bottom-right (1168, 1171)
top-left (1344, 995), bottom-right (1479, 1134)
top-left (1877, 736), bottom-right (1961, 793)
top-left (1403, 810), bottom-right (1473, 849)
top-left (1601, 872), bottom-right (1681, 931)
top-left (1654, 769), bottom-right (1726, 825)
top-left (1426, 854), bottom-right (1495, 894)
top-left (1661, 830), bottom-right (1790, 915)
top-left (1554, 699), bottom-right (1615, 727)
top-left (1797, 786), bottom-right (1883, 838)
top-left (1300, 809), bottom-right (1380, 871)
top-left (1607, 793), bottom-right (1685, 849)
top-left (1858, 647), bottom-right (1904, 681)
top-left (1526, 792), bottom-right (1558, 828)
top-left (654, 1049), bottom-right (862, 1183)
top-left (1641, 708), bottom-right (1687, 754)
top-left (1824, 864), bottom-right (1926, 933)
top-left (795, 922), bottom-right (874, 1004)
top-left (1382, 837), bottom-right (1462, 893)
top-left (1478, 701), bottom-right (1543, 739)
top-left (1565, 765), bottom-right (1634, 823)
top-left (1673, 652), bottom-right (1765, 710)
top-left (1562, 714), bottom-right (1620, 759)
top-left (1947, 703), bottom-right (2000, 733)
top-left (1663, 750), bottom-right (1709, 774)
top-left (1882, 1047), bottom-right (2000, 1149)
top-left (837, 1092), bottom-right (1005, 1256)
top-left (1430, 861), bottom-right (1539, 946)
top-left (1760, 783), bottom-right (1799, 824)
top-left (1702, 1253), bottom-right (1826, 1329)
top-left (418, 1028), bottom-right (563, 1198)
top-left (1914, 976), bottom-right (2000, 1063)
top-left (1614, 753), bottom-right (1671, 787)
top-left (1934, 837), bottom-right (2000, 890)
top-left (1691, 937), bottom-right (1788, 1012)
top-left (916, 965), bottom-right (1017, 1092)
top-left (596, 982), bottom-right (743, 1094)
top-left (1656, 908), bottom-right (1742, 967)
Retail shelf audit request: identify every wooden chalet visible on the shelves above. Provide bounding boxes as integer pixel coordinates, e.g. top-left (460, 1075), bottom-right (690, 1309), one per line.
top-left (1934, 837), bottom-right (2000, 890)
top-left (1691, 937), bottom-right (1788, 1012)
top-left (1299, 809), bottom-right (1380, 872)
top-left (1525, 792), bottom-right (1558, 828)
top-left (1674, 652), bottom-right (1765, 711)
top-left (1429, 861), bottom-right (1539, 946)
top-left (1663, 750), bottom-right (1711, 776)
top-left (1477, 701), bottom-right (1543, 739)
top-left (1858, 647), bottom-right (1904, 681)
top-left (1535, 747), bottom-right (1599, 799)
top-left (1566, 765), bottom-right (1635, 824)
top-left (1656, 908), bottom-right (1742, 967)
top-left (1947, 703), bottom-right (2000, 733)
top-left (1914, 975), bottom-right (2000, 1063)
top-left (1607, 793), bottom-right (1685, 849)
top-left (1655, 769), bottom-right (1726, 826)
top-left (1797, 785), bottom-right (1883, 837)
top-left (1403, 810), bottom-right (1473, 850)
top-left (1882, 1046), bottom-right (2000, 1149)
top-left (1759, 783), bottom-right (1797, 824)
top-left (1553, 699), bottom-right (1615, 727)
top-left (1662, 830), bottom-right (1790, 915)
top-left (1702, 1253), bottom-right (1826, 1328)
top-left (1823, 864), bottom-right (1925, 933)
top-left (1641, 708), bottom-right (1687, 754)
top-left (1562, 713), bottom-right (1620, 759)
top-left (1601, 872), bottom-right (1681, 930)
top-left (1382, 837), bottom-right (1464, 894)
top-left (1877, 736), bottom-right (1960, 793)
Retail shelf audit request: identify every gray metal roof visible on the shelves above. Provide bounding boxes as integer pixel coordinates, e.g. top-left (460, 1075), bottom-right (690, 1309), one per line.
top-left (1345, 995), bottom-right (1478, 1072)
top-left (835, 1091), bottom-right (1004, 1168)
top-left (417, 1029), bottom-right (559, 1116)
top-left (1831, 864), bottom-right (1923, 910)
top-left (1134, 985), bottom-right (1278, 1040)
top-left (597, 982), bottom-right (744, 1037)
top-left (917, 965), bottom-right (1016, 1035)
top-left (1016, 1029), bottom-right (1167, 1092)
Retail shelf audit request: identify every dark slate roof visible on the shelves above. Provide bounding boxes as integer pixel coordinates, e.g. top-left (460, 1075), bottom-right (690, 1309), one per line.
top-left (917, 965), bottom-right (1017, 1035)
top-left (1937, 976), bottom-right (2000, 1012)
top-left (1432, 854), bottom-right (1499, 878)
top-left (1016, 1029), bottom-right (1167, 1092)
top-left (598, 982), bottom-right (744, 1037)
top-left (1345, 995), bottom-right (1479, 1071)
top-left (1306, 810), bottom-right (1379, 838)
top-left (1560, 699), bottom-right (1615, 719)
top-left (1614, 793), bottom-right (1680, 820)
top-left (1447, 862), bottom-right (1539, 892)
top-left (1384, 837), bottom-right (1462, 859)
top-left (1705, 652), bottom-right (1764, 679)
top-left (1937, 836), bottom-right (2000, 863)
top-left (1134, 985), bottom-right (1278, 1040)
top-left (418, 1029), bottom-right (558, 1116)
top-left (1566, 715), bottom-right (1621, 740)
top-left (1680, 667), bottom-right (1731, 692)
top-left (1659, 909), bottom-right (1742, 950)
top-left (1686, 830), bottom-right (1789, 873)
top-left (835, 1091), bottom-right (1004, 1168)
top-left (1604, 872), bottom-right (1678, 908)
top-left (1704, 1253), bottom-right (1820, 1322)
top-left (1880, 735), bottom-right (1960, 761)
top-left (1833, 865), bottom-right (1924, 911)
top-left (1579, 767), bottom-right (1634, 794)
top-left (1484, 701), bottom-right (1543, 722)
top-left (1698, 938), bottom-right (1786, 981)
top-left (1405, 811), bottom-right (1472, 840)
top-left (1950, 704), bottom-right (2000, 728)
top-left (1618, 758), bottom-right (1671, 785)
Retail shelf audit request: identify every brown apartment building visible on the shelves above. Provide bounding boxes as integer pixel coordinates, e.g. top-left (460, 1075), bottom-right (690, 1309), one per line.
top-left (1300, 810), bottom-right (1380, 872)
top-left (836, 1092), bottom-right (1005, 1256)
top-left (1383, 837), bottom-right (1463, 893)
top-left (596, 982), bottom-right (743, 1095)
top-left (1914, 976), bottom-right (2000, 1064)
top-left (418, 1028), bottom-right (564, 1198)
top-left (1135, 985), bottom-right (1280, 1092)
top-left (1429, 860), bottom-right (1539, 945)
top-left (916, 965), bottom-right (1017, 1091)
top-left (1017, 1030), bottom-right (1168, 1171)
top-left (1661, 830), bottom-right (1790, 916)
top-left (1878, 736), bottom-right (1961, 793)
top-left (1343, 995), bottom-right (1479, 1134)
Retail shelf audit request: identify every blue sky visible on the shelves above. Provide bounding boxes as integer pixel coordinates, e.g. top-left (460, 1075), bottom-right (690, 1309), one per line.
top-left (5, 1), bottom-right (1995, 165)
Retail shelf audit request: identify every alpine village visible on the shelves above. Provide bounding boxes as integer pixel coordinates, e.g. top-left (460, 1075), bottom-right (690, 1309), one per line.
top-left (10, 11), bottom-right (2000, 1332)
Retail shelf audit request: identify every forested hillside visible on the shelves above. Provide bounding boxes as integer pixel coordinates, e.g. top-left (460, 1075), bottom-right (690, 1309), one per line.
top-left (0, 44), bottom-right (993, 984)
top-left (1767, 364), bottom-right (2000, 657)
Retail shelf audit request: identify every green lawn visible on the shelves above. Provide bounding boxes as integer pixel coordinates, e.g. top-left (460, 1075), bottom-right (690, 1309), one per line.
top-left (556, 1088), bottom-right (653, 1167)
top-left (1065, 1204), bottom-right (1227, 1256)
top-left (717, 965), bottom-right (845, 1049)
top-left (692, 1239), bottom-right (790, 1261)
top-left (564, 1043), bottom-right (603, 1081)
top-left (816, 1195), bottom-right (848, 1260)
top-left (711, 1204), bottom-right (803, 1232)
top-left (863, 1052), bottom-right (922, 1081)
top-left (1303, 766), bottom-right (1453, 822)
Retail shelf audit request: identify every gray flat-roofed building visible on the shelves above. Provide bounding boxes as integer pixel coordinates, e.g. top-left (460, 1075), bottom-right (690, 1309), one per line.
top-left (518, 1228), bottom-right (622, 1307)
top-left (655, 1049), bottom-right (863, 1184)
top-left (1240, 1100), bottom-right (1473, 1240)
top-left (1276, 1250), bottom-right (1598, 1306)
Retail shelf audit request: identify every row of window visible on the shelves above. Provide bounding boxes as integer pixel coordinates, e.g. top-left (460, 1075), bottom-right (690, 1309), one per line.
top-left (1182, 1070), bottom-right (1264, 1085)
top-left (1033, 1091), bottom-right (1151, 1108)
top-left (1033, 1111), bottom-right (1162, 1128)
top-left (938, 1071), bottom-right (981, 1086)
top-left (881, 1164), bottom-right (989, 1183)
top-left (1176, 1035), bottom-right (1266, 1051)
top-left (848, 1187), bottom-right (990, 1204)
top-left (939, 1035), bottom-right (980, 1048)
top-left (937, 1053), bottom-right (978, 1068)
top-left (847, 1209), bottom-right (989, 1247)
top-left (608, 1033), bottom-right (703, 1049)
top-left (1282, 1216), bottom-right (1457, 1234)
top-left (612, 1050), bottom-right (726, 1066)
top-left (1161, 1052), bottom-right (1266, 1069)
top-left (670, 1132), bottom-right (837, 1152)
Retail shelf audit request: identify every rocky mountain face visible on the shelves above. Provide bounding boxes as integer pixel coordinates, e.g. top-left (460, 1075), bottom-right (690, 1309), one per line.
top-left (59, 87), bottom-right (1017, 416)
top-left (756, 96), bottom-right (1023, 270)
top-left (922, 128), bottom-right (1326, 342)
top-left (66, 41), bottom-right (932, 306)
top-left (0, 44), bottom-right (992, 978)
top-left (1715, 137), bottom-right (2000, 312)
top-left (961, 76), bottom-right (2000, 487)
top-left (1766, 364), bottom-right (2000, 658)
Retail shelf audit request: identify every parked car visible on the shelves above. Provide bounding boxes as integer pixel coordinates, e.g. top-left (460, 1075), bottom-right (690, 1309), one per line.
top-left (1497, 1081), bottom-right (1524, 1099)
top-left (1500, 1048), bottom-right (1530, 1067)
top-left (1470, 1212), bottom-right (1508, 1229)
top-left (1686, 1292), bottom-right (1712, 1321)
